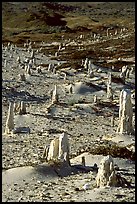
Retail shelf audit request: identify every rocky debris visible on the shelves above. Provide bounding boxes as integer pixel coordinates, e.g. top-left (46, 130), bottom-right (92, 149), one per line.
top-left (117, 89), bottom-right (134, 134)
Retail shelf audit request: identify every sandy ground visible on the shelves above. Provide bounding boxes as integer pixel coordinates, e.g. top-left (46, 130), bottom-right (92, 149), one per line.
top-left (2, 39), bottom-right (135, 202)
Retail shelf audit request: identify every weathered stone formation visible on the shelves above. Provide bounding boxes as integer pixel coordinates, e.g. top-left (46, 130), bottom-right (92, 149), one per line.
top-left (52, 85), bottom-right (59, 104)
top-left (96, 155), bottom-right (118, 187)
top-left (5, 102), bottom-right (14, 134)
top-left (44, 132), bottom-right (70, 165)
top-left (117, 89), bottom-right (134, 134)
top-left (19, 101), bottom-right (27, 115)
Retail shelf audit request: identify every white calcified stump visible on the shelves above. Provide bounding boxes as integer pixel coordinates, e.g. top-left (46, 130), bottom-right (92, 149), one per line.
top-left (84, 58), bottom-right (89, 69)
top-left (19, 73), bottom-right (26, 81)
top-left (96, 155), bottom-right (118, 187)
top-left (25, 65), bottom-right (28, 72)
top-left (108, 72), bottom-right (112, 85)
top-left (58, 44), bottom-right (62, 51)
top-left (130, 67), bottom-right (134, 75)
top-left (64, 73), bottom-right (67, 81)
top-left (52, 85), bottom-right (58, 104)
top-left (111, 114), bottom-right (115, 127)
top-left (43, 145), bottom-right (50, 161)
top-left (93, 33), bottom-right (96, 39)
top-left (114, 29), bottom-right (118, 35)
top-left (121, 65), bottom-right (127, 73)
top-left (31, 50), bottom-right (34, 59)
top-left (107, 28), bottom-right (109, 37)
top-left (120, 65), bottom-right (127, 83)
top-left (93, 95), bottom-right (97, 103)
top-left (58, 132), bottom-right (70, 164)
top-left (82, 156), bottom-right (85, 166)
top-left (111, 65), bottom-right (115, 70)
top-left (47, 138), bottom-right (59, 161)
top-left (107, 83), bottom-right (113, 100)
top-left (117, 89), bottom-right (134, 134)
top-left (17, 56), bottom-right (21, 63)
top-left (13, 101), bottom-right (20, 114)
top-left (37, 66), bottom-right (42, 73)
top-left (5, 102), bottom-right (14, 134)
top-left (55, 52), bottom-right (58, 57)
top-left (69, 84), bottom-right (73, 94)
top-left (10, 53), bottom-right (13, 58)
top-left (126, 69), bottom-right (130, 78)
top-left (32, 58), bottom-right (36, 65)
top-left (53, 67), bottom-right (56, 74)
top-left (4, 59), bottom-right (7, 68)
top-left (120, 72), bottom-right (125, 83)
top-left (19, 101), bottom-right (27, 115)
top-left (81, 59), bottom-right (84, 66)
top-left (88, 60), bottom-right (94, 77)
top-left (48, 63), bottom-right (53, 72)
top-left (26, 67), bottom-right (31, 75)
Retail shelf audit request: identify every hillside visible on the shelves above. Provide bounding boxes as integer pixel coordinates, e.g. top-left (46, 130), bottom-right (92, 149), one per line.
top-left (2, 2), bottom-right (135, 39)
